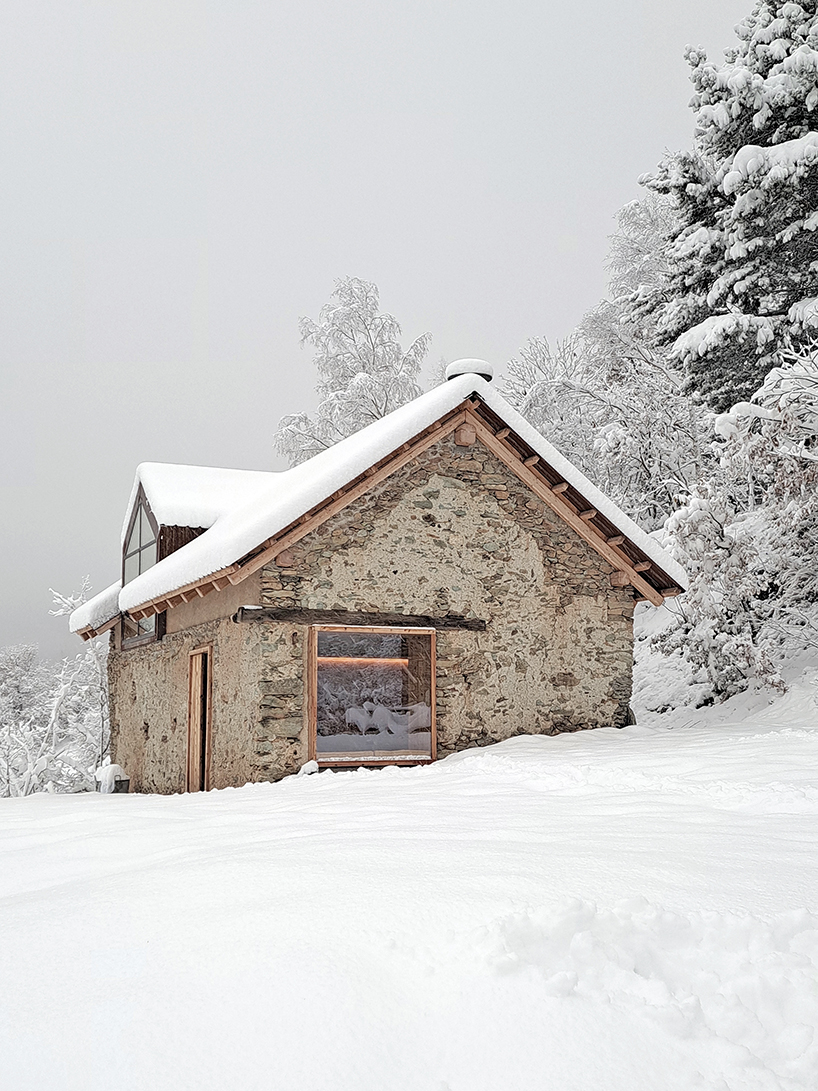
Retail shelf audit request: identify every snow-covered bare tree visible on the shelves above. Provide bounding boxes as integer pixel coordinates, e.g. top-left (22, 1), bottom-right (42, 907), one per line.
top-left (642, 1), bottom-right (818, 409)
top-left (274, 277), bottom-right (431, 465)
top-left (0, 581), bottom-right (109, 796)
top-left (505, 195), bottom-right (706, 530)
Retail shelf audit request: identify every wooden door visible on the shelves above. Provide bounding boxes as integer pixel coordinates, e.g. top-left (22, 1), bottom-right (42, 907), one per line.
top-left (187, 648), bottom-right (211, 791)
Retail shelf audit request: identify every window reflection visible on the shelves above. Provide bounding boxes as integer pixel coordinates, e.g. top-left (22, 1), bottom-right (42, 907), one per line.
top-left (315, 630), bottom-right (434, 762)
top-left (123, 500), bottom-right (158, 586)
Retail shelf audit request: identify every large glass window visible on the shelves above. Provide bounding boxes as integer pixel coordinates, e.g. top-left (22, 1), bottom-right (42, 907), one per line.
top-left (122, 497), bottom-right (158, 638)
top-left (312, 627), bottom-right (435, 764)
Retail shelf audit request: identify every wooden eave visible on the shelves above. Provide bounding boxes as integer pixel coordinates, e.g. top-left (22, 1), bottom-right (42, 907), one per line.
top-left (124, 395), bottom-right (684, 623)
top-left (75, 613), bottom-right (120, 642)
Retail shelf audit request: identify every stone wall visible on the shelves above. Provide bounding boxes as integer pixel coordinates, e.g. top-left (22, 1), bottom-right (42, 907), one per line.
top-left (110, 602), bottom-right (265, 792)
top-left (255, 432), bottom-right (634, 765)
top-left (110, 430), bottom-right (636, 791)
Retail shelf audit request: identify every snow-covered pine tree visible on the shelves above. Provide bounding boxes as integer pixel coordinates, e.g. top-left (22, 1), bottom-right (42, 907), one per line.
top-left (643, 1), bottom-right (818, 410)
top-left (655, 339), bottom-right (818, 700)
top-left (274, 277), bottom-right (431, 466)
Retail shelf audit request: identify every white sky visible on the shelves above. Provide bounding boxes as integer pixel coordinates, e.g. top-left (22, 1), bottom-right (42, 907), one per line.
top-left (0, 0), bottom-right (749, 659)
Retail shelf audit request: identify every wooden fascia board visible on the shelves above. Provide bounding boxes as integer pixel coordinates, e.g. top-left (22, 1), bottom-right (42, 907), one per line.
top-left (125, 405), bottom-right (471, 619)
top-left (466, 412), bottom-right (666, 606)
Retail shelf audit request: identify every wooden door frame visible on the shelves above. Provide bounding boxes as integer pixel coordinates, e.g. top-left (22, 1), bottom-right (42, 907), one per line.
top-left (186, 644), bottom-right (213, 791)
top-left (307, 624), bottom-right (437, 767)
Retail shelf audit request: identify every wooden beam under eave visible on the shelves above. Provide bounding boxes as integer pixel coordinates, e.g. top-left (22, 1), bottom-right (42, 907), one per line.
top-left (523, 454), bottom-right (539, 467)
top-left (125, 562), bottom-right (240, 620)
top-left (579, 509), bottom-right (597, 521)
top-left (608, 534), bottom-right (625, 546)
top-left (552, 482), bottom-right (569, 494)
top-left (466, 412), bottom-right (665, 607)
top-left (633, 560), bottom-right (651, 572)
top-left (660, 587), bottom-right (682, 597)
top-left (496, 427), bottom-right (510, 440)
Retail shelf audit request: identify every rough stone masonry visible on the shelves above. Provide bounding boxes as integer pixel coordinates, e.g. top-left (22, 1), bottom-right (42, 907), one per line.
top-left (109, 432), bottom-right (635, 791)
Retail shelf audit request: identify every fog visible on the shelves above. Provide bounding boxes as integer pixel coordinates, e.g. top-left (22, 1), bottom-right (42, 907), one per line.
top-left (0, 0), bottom-right (748, 659)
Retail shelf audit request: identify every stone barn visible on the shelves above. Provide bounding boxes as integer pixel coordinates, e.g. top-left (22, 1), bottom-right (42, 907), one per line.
top-left (70, 361), bottom-right (686, 793)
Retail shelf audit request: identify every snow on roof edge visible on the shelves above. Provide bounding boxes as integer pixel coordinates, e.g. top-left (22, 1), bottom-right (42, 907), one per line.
top-left (69, 580), bottom-right (121, 634)
top-left (116, 376), bottom-right (687, 614)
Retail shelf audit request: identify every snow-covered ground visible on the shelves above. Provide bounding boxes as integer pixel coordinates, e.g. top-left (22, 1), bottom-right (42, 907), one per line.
top-left (2, 654), bottom-right (818, 1090)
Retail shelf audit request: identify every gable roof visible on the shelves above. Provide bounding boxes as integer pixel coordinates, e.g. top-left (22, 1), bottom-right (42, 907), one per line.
top-left (70, 374), bottom-right (687, 637)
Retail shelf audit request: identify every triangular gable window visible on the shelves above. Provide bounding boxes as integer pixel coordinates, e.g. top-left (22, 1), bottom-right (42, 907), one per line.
top-left (123, 492), bottom-right (159, 639)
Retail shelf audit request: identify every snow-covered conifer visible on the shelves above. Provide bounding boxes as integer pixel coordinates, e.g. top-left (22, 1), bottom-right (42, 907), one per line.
top-left (643, 1), bottom-right (818, 409)
top-left (274, 277), bottom-right (431, 465)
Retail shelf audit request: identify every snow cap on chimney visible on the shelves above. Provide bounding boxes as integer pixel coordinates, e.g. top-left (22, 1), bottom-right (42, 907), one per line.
top-left (445, 358), bottom-right (494, 382)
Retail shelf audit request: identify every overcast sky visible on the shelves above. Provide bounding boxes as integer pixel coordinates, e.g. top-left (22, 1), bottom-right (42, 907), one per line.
top-left (1, 0), bottom-right (749, 660)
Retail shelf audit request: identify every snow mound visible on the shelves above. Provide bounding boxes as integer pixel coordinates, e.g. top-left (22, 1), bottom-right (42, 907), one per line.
top-left (122, 462), bottom-right (279, 544)
top-left (476, 899), bottom-right (818, 1088)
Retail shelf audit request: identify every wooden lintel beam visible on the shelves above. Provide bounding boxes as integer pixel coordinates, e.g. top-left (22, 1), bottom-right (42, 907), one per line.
top-left (579, 508), bottom-right (597, 521)
top-left (234, 606), bottom-right (487, 630)
top-left (552, 482), bottom-right (569, 494)
top-left (466, 412), bottom-right (664, 606)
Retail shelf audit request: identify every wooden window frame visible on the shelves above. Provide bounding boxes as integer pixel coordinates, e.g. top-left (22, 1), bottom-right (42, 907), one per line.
top-left (308, 624), bottom-right (437, 769)
top-left (186, 644), bottom-right (213, 792)
top-left (122, 486), bottom-right (163, 649)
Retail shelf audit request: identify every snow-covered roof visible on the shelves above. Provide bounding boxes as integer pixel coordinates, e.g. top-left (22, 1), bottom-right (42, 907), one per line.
top-left (70, 373), bottom-right (687, 636)
top-left (69, 580), bottom-right (121, 635)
